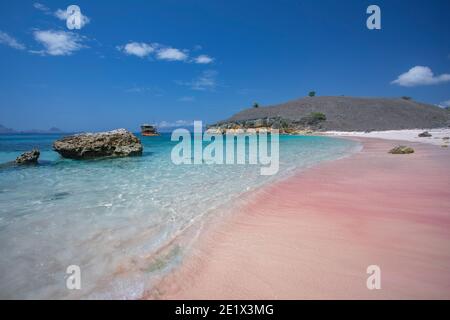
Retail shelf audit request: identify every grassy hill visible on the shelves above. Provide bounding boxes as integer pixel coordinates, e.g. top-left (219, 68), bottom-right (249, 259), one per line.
top-left (215, 96), bottom-right (449, 131)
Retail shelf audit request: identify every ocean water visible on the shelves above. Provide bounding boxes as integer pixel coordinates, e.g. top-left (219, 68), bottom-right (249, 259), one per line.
top-left (0, 133), bottom-right (359, 299)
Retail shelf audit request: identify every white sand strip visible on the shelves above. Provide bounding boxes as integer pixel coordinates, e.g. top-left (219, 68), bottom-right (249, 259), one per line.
top-left (324, 128), bottom-right (450, 146)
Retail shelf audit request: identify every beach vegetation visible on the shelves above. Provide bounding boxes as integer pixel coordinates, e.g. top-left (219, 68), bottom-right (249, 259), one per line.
top-left (253, 102), bottom-right (260, 108)
top-left (310, 112), bottom-right (326, 122)
top-left (308, 91), bottom-right (316, 97)
top-left (401, 96), bottom-right (412, 100)
top-left (280, 119), bottom-right (290, 129)
top-left (300, 112), bottom-right (327, 126)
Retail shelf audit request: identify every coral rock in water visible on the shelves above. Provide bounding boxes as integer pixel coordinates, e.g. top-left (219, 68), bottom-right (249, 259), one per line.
top-left (53, 129), bottom-right (143, 159)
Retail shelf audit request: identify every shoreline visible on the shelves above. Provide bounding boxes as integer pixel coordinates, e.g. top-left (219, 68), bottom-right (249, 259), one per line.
top-left (148, 136), bottom-right (450, 299)
top-left (139, 135), bottom-right (362, 299)
top-left (323, 128), bottom-right (450, 147)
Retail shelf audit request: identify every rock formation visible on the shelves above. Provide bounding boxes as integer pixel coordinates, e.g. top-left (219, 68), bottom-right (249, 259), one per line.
top-left (53, 129), bottom-right (143, 160)
top-left (418, 131), bottom-right (432, 137)
top-left (15, 149), bottom-right (40, 164)
top-left (388, 146), bottom-right (415, 154)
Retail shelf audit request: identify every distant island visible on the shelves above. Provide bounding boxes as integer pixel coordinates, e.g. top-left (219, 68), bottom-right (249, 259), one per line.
top-left (208, 96), bottom-right (450, 133)
top-left (0, 124), bottom-right (63, 134)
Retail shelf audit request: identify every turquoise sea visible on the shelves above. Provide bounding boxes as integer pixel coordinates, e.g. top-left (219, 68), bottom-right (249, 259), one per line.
top-left (0, 133), bottom-right (359, 299)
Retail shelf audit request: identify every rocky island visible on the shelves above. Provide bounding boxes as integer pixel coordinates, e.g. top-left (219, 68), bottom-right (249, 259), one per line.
top-left (207, 96), bottom-right (450, 134)
top-left (53, 129), bottom-right (143, 160)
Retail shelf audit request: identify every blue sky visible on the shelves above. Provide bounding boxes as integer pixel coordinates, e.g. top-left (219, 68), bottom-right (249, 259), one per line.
top-left (0, 0), bottom-right (449, 132)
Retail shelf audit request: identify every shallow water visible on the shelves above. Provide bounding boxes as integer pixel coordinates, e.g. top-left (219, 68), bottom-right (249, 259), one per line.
top-left (0, 133), bottom-right (359, 299)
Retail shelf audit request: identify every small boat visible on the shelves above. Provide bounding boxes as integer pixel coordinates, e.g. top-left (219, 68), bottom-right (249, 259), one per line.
top-left (140, 124), bottom-right (160, 136)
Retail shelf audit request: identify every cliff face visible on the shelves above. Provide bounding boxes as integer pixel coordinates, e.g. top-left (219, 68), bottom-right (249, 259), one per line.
top-left (211, 96), bottom-right (450, 132)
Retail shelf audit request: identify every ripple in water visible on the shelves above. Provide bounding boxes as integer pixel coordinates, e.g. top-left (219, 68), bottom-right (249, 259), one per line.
top-left (0, 133), bottom-right (360, 299)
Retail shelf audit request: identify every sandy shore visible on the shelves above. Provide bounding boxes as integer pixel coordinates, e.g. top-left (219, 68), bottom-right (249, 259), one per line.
top-left (325, 128), bottom-right (450, 146)
top-left (150, 137), bottom-right (450, 299)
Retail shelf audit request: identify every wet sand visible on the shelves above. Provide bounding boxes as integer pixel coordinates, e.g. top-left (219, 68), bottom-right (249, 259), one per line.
top-left (151, 138), bottom-right (450, 299)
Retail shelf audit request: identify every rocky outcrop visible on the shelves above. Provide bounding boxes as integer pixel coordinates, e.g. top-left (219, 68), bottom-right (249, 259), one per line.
top-left (206, 115), bottom-right (324, 135)
top-left (388, 146), bottom-right (415, 154)
top-left (418, 131), bottom-right (432, 137)
top-left (53, 129), bottom-right (143, 160)
top-left (15, 149), bottom-right (40, 164)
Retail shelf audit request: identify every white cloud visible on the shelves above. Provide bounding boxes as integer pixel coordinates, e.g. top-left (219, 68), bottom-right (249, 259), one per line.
top-left (158, 120), bottom-right (193, 128)
top-left (118, 42), bottom-right (214, 64)
top-left (34, 3), bottom-right (90, 28)
top-left (54, 8), bottom-right (68, 20)
top-left (33, 2), bottom-right (50, 13)
top-left (0, 31), bottom-right (26, 50)
top-left (194, 54), bottom-right (214, 64)
top-left (125, 87), bottom-right (148, 93)
top-left (124, 86), bottom-right (164, 96)
top-left (392, 66), bottom-right (450, 87)
top-left (156, 47), bottom-right (188, 61)
top-left (191, 70), bottom-right (217, 90)
top-left (178, 96), bottom-right (195, 102)
top-left (439, 100), bottom-right (450, 108)
top-left (119, 42), bottom-right (155, 57)
top-left (177, 70), bottom-right (218, 91)
top-left (33, 30), bottom-right (85, 56)
top-left (54, 8), bottom-right (90, 29)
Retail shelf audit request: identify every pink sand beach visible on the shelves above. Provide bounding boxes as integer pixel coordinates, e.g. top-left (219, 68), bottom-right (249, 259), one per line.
top-left (150, 137), bottom-right (450, 299)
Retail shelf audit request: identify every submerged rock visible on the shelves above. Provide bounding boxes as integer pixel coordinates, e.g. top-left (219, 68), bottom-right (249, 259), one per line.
top-left (53, 129), bottom-right (143, 160)
top-left (418, 131), bottom-right (432, 137)
top-left (388, 146), bottom-right (415, 154)
top-left (15, 149), bottom-right (40, 164)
